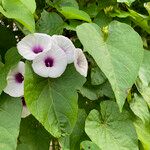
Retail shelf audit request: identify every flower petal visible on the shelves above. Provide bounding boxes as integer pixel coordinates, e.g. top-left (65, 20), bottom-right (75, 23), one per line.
top-left (74, 48), bottom-right (88, 77)
top-left (4, 61), bottom-right (25, 97)
top-left (22, 106), bottom-right (31, 118)
top-left (32, 44), bottom-right (67, 78)
top-left (52, 35), bottom-right (75, 64)
top-left (17, 33), bottom-right (52, 60)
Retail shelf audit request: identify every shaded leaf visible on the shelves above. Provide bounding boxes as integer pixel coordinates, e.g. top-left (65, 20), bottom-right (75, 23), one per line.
top-left (70, 109), bottom-right (87, 150)
top-left (79, 81), bottom-right (114, 100)
top-left (60, 109), bottom-right (87, 150)
top-left (91, 66), bottom-right (106, 86)
top-left (93, 11), bottom-right (112, 28)
top-left (17, 115), bottom-right (51, 150)
top-left (36, 11), bottom-right (65, 35)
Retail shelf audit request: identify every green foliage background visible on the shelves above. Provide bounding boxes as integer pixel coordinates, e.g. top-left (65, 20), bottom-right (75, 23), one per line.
top-left (0, 0), bottom-right (150, 149)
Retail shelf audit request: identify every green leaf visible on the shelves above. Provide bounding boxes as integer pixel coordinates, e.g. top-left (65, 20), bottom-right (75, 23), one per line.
top-left (79, 81), bottom-right (114, 100)
top-left (65, 20), bottom-right (81, 31)
top-left (81, 141), bottom-right (101, 150)
top-left (70, 109), bottom-right (87, 150)
top-left (0, 47), bottom-right (22, 95)
top-left (129, 9), bottom-right (150, 34)
top-left (76, 21), bottom-right (143, 111)
top-left (97, 0), bottom-right (116, 11)
top-left (17, 115), bottom-right (51, 150)
top-left (85, 101), bottom-right (138, 150)
top-left (59, 6), bottom-right (91, 22)
top-left (136, 50), bottom-right (150, 108)
top-left (129, 94), bottom-right (150, 123)
top-left (0, 0), bottom-right (35, 32)
top-left (84, 2), bottom-right (99, 18)
top-left (24, 62), bottom-right (86, 138)
top-left (36, 11), bottom-right (65, 35)
top-left (20, 0), bottom-right (36, 14)
top-left (91, 66), bottom-right (106, 86)
top-left (60, 109), bottom-right (87, 150)
top-left (134, 119), bottom-right (150, 150)
top-left (93, 11), bottom-right (112, 28)
top-left (111, 8), bottom-right (150, 34)
top-left (0, 94), bottom-right (22, 150)
top-left (51, 0), bottom-right (79, 8)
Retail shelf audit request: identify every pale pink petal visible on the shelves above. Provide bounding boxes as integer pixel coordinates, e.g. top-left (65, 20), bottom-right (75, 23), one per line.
top-left (52, 35), bottom-right (75, 64)
top-left (32, 44), bottom-right (67, 78)
top-left (17, 33), bottom-right (52, 60)
top-left (4, 61), bottom-right (25, 97)
top-left (74, 48), bottom-right (88, 77)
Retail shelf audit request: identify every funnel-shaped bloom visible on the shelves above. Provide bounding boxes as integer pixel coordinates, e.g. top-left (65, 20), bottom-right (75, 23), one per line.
top-left (74, 48), bottom-right (88, 77)
top-left (32, 44), bottom-right (67, 78)
top-left (4, 61), bottom-right (25, 97)
top-left (52, 35), bottom-right (75, 64)
top-left (17, 33), bottom-right (52, 60)
top-left (21, 97), bottom-right (31, 118)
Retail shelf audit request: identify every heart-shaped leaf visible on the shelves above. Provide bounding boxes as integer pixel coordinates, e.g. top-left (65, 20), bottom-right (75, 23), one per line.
top-left (85, 101), bottom-right (138, 150)
top-left (24, 62), bottom-right (86, 138)
top-left (76, 21), bottom-right (143, 110)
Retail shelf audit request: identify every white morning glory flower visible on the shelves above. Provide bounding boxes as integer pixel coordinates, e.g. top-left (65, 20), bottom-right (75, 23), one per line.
top-left (17, 33), bottom-right (52, 60)
top-left (4, 61), bottom-right (25, 97)
top-left (52, 35), bottom-right (75, 64)
top-left (74, 48), bottom-right (88, 77)
top-left (32, 44), bottom-right (67, 78)
top-left (21, 98), bottom-right (31, 118)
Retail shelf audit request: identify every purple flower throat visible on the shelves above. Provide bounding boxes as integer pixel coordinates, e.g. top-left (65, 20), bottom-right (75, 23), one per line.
top-left (45, 57), bottom-right (54, 67)
top-left (32, 45), bottom-right (43, 54)
top-left (15, 73), bottom-right (24, 83)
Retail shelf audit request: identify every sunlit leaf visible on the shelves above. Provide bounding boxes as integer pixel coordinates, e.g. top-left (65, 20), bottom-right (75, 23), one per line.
top-left (76, 21), bottom-right (143, 110)
top-left (0, 0), bottom-right (35, 32)
top-left (24, 62), bottom-right (86, 138)
top-left (85, 101), bottom-right (138, 150)
top-left (0, 94), bottom-right (22, 150)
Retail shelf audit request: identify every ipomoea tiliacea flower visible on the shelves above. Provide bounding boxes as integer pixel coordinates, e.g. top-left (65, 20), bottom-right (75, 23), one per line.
top-left (74, 48), bottom-right (88, 77)
top-left (4, 61), bottom-right (25, 97)
top-left (52, 35), bottom-right (75, 64)
top-left (17, 33), bottom-right (52, 60)
top-left (32, 44), bottom-right (67, 78)
top-left (21, 97), bottom-right (31, 118)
